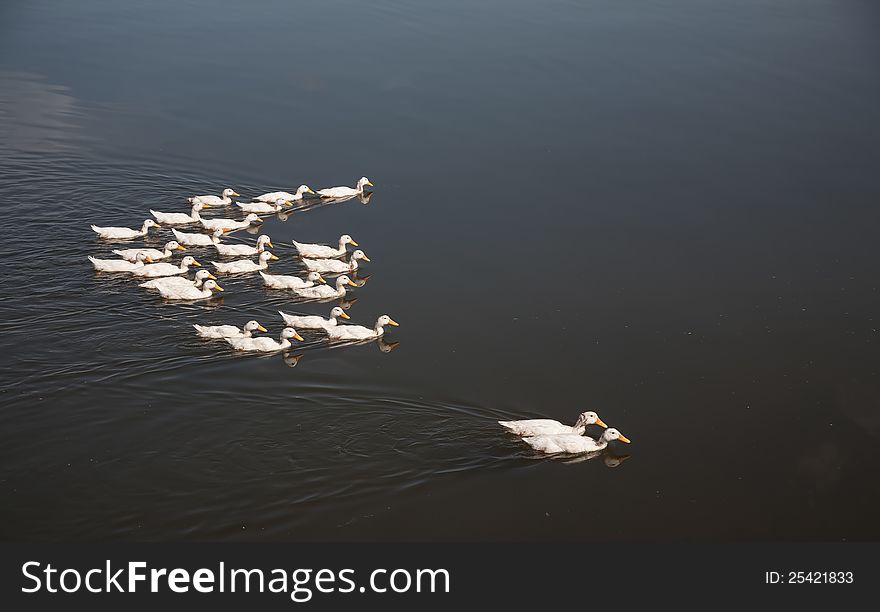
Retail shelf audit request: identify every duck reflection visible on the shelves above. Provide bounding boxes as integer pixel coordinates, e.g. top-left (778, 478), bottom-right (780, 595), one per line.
top-left (281, 351), bottom-right (304, 368)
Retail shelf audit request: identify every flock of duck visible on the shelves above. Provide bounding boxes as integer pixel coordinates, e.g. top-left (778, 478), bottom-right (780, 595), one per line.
top-left (89, 176), bottom-right (629, 457)
top-left (88, 177), bottom-right (399, 354)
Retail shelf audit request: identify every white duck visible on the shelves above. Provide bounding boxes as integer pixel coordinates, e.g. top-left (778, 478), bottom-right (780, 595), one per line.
top-left (113, 241), bottom-right (185, 262)
top-left (522, 428), bottom-right (632, 455)
top-left (88, 252), bottom-right (152, 272)
top-left (278, 306), bottom-right (350, 330)
top-left (499, 411), bottom-right (608, 437)
top-left (226, 327), bottom-right (303, 352)
top-left (254, 185), bottom-right (315, 203)
top-left (157, 279), bottom-right (224, 301)
top-left (214, 234), bottom-right (272, 257)
top-left (236, 199), bottom-right (289, 214)
top-left (212, 250), bottom-right (278, 274)
top-left (139, 269), bottom-right (215, 290)
top-left (293, 275), bottom-right (357, 300)
top-left (193, 319), bottom-right (267, 339)
top-left (91, 219), bottom-right (160, 240)
top-left (132, 255), bottom-right (201, 278)
top-left (325, 314), bottom-right (399, 341)
top-left (302, 249), bottom-right (369, 274)
top-left (150, 202), bottom-right (208, 225)
top-left (187, 188), bottom-right (240, 206)
top-left (292, 234), bottom-right (357, 258)
top-left (260, 270), bottom-right (325, 290)
top-left (317, 177), bottom-right (373, 198)
top-left (172, 228), bottom-right (227, 247)
top-left (201, 213), bottom-right (262, 232)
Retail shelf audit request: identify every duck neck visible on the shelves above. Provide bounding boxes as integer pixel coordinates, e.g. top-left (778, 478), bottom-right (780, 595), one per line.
top-left (140, 221), bottom-right (151, 233)
top-left (190, 207), bottom-right (201, 221)
top-left (348, 256), bottom-right (358, 271)
top-left (374, 322), bottom-right (385, 335)
top-left (572, 424), bottom-right (587, 435)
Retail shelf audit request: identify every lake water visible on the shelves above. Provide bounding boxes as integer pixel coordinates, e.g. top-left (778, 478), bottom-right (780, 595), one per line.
top-left (1, 0), bottom-right (879, 541)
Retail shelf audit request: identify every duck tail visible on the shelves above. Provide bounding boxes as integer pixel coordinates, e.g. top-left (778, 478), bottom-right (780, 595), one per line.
top-left (90, 225), bottom-right (101, 233)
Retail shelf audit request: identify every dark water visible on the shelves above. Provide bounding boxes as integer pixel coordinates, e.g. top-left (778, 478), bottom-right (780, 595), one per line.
top-left (2, 0), bottom-right (879, 541)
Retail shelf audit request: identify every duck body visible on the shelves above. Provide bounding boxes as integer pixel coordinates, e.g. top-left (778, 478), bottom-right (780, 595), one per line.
top-left (201, 213), bottom-right (262, 232)
top-left (499, 420), bottom-right (584, 437)
top-left (139, 269), bottom-right (214, 290)
top-left (187, 189), bottom-right (239, 206)
top-left (325, 315), bottom-right (398, 341)
top-left (91, 220), bottom-right (159, 240)
top-left (317, 177), bottom-right (373, 198)
top-left (499, 411), bottom-right (607, 437)
top-left (293, 275), bottom-right (355, 300)
top-left (522, 428), bottom-right (631, 455)
top-left (235, 200), bottom-right (285, 214)
top-left (278, 307), bottom-right (348, 330)
top-left (132, 255), bottom-right (199, 278)
top-left (213, 234), bottom-right (271, 257)
top-left (113, 241), bottom-right (185, 262)
top-left (156, 279), bottom-right (223, 300)
top-left (172, 228), bottom-right (224, 247)
top-left (292, 234), bottom-right (357, 258)
top-left (193, 320), bottom-right (266, 339)
top-left (150, 203), bottom-right (206, 225)
top-left (254, 186), bottom-right (314, 202)
top-left (212, 251), bottom-right (277, 274)
top-left (226, 327), bottom-right (303, 352)
top-left (302, 250), bottom-right (368, 274)
top-left (260, 271), bottom-right (324, 289)
top-left (88, 253), bottom-right (151, 272)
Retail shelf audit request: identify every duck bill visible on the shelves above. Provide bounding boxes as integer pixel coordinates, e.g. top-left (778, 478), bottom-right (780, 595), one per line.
top-left (387, 319), bottom-right (400, 326)
top-left (254, 216), bottom-right (264, 223)
top-left (257, 325), bottom-right (268, 333)
top-left (349, 239), bottom-right (359, 247)
top-left (214, 284), bottom-right (225, 292)
top-left (293, 332), bottom-right (304, 341)
top-left (267, 240), bottom-right (274, 248)
top-left (192, 260), bottom-right (202, 267)
top-left (223, 228), bottom-right (235, 233)
top-left (362, 255), bottom-right (371, 262)
top-left (231, 192), bottom-right (241, 197)
top-left (366, 181), bottom-right (374, 187)
top-left (317, 275), bottom-right (327, 284)
top-left (176, 245), bottom-right (186, 251)
top-left (207, 273), bottom-right (217, 280)
top-left (595, 417), bottom-right (608, 428)
top-left (339, 311), bottom-right (350, 319)
top-left (617, 434), bottom-right (631, 444)
top-left (270, 254), bottom-right (279, 260)
top-left (346, 280), bottom-right (357, 287)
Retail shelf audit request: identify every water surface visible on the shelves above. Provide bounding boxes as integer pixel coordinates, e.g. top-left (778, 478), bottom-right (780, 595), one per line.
top-left (1, 0), bottom-right (880, 541)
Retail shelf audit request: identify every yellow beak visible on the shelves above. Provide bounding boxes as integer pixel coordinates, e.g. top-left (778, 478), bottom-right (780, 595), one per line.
top-left (387, 319), bottom-right (400, 326)
top-left (201, 203), bottom-right (210, 208)
top-left (307, 187), bottom-right (315, 194)
top-left (270, 254), bottom-right (279, 260)
top-left (317, 275), bottom-right (326, 284)
top-left (207, 273), bottom-right (217, 280)
top-left (176, 245), bottom-right (186, 251)
top-left (254, 216), bottom-right (264, 223)
top-left (617, 434), bottom-right (631, 444)
top-left (214, 284), bottom-right (225, 292)
top-left (361, 254), bottom-right (371, 262)
top-left (223, 228), bottom-right (234, 233)
top-left (366, 181), bottom-right (374, 187)
top-left (257, 325), bottom-right (268, 333)
top-left (349, 239), bottom-right (359, 247)
top-left (231, 192), bottom-right (240, 197)
top-left (145, 256), bottom-right (154, 263)
top-left (192, 259), bottom-right (202, 266)
top-left (340, 311), bottom-right (350, 320)
top-left (293, 331), bottom-right (304, 341)
top-left (347, 279), bottom-right (357, 287)
top-left (595, 417), bottom-right (608, 428)
top-left (267, 240), bottom-right (274, 248)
